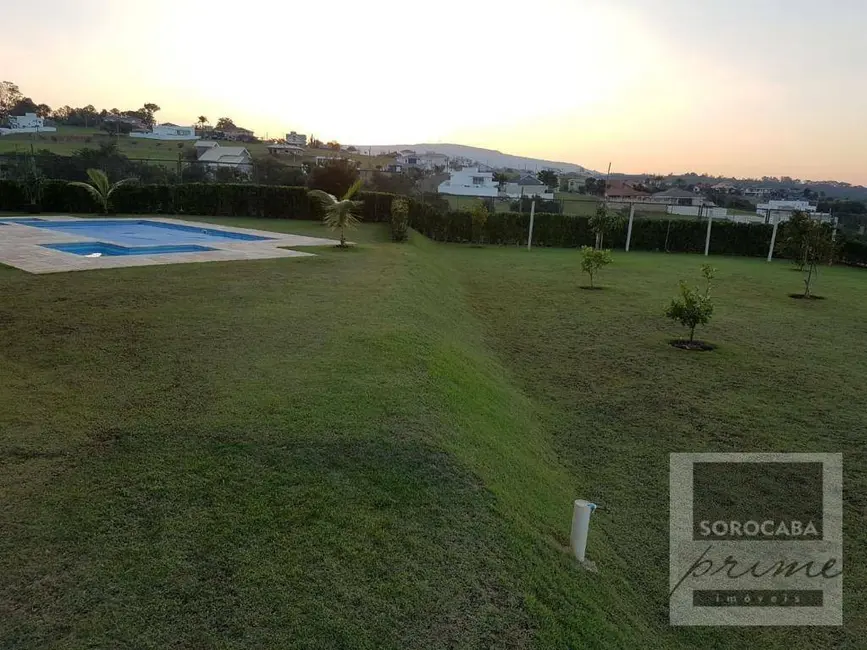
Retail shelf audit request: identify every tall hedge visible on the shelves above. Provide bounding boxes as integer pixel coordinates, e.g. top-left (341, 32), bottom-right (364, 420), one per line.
top-left (839, 238), bottom-right (867, 267)
top-left (0, 181), bottom-right (407, 223)
top-left (2, 177), bottom-right (864, 266)
top-left (0, 179), bottom-right (26, 211)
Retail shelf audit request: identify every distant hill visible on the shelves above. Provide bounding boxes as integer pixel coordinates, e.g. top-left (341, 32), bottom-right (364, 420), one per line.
top-left (354, 143), bottom-right (599, 175)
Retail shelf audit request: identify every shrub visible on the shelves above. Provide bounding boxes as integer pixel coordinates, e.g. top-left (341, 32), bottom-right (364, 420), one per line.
top-left (390, 197), bottom-right (410, 242)
top-left (588, 203), bottom-right (623, 249)
top-left (308, 159), bottom-right (359, 198)
top-left (798, 220), bottom-right (835, 297)
top-left (579, 246), bottom-right (612, 288)
top-left (68, 169), bottom-right (136, 214)
top-left (665, 265), bottom-right (716, 342)
top-left (782, 211), bottom-right (813, 270)
top-left (839, 237), bottom-right (867, 267)
top-left (470, 200), bottom-right (489, 244)
top-left (310, 179), bottom-right (363, 248)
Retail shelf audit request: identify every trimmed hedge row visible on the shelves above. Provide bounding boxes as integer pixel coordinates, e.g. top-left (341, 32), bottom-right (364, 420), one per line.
top-left (0, 180), bottom-right (405, 223)
top-left (2, 178), bottom-right (865, 266)
top-left (839, 238), bottom-right (867, 267)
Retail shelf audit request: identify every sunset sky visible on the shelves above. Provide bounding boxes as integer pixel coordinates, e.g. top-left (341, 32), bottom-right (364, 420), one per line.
top-left (3, 0), bottom-right (866, 183)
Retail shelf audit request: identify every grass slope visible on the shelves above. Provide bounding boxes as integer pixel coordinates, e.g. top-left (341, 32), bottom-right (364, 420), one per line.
top-left (0, 220), bottom-right (864, 648)
top-left (0, 127), bottom-right (395, 169)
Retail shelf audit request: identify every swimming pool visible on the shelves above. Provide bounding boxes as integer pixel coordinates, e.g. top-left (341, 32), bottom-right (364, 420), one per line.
top-left (18, 219), bottom-right (274, 246)
top-left (41, 242), bottom-right (216, 257)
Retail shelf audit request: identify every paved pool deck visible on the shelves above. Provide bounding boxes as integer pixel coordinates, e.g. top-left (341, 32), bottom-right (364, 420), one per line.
top-left (0, 216), bottom-right (341, 274)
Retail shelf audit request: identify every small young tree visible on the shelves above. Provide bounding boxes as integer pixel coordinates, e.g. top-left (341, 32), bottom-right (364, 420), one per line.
top-left (470, 199), bottom-right (488, 245)
top-left (309, 179), bottom-right (364, 248)
top-left (665, 265), bottom-right (716, 342)
top-left (580, 246), bottom-right (612, 289)
top-left (589, 202), bottom-right (621, 249)
top-left (67, 168), bottom-right (135, 214)
top-left (783, 210), bottom-right (813, 271)
top-left (800, 219), bottom-right (835, 298)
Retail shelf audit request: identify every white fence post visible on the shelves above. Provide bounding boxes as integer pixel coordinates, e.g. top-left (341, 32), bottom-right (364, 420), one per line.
top-left (527, 200), bottom-right (536, 250)
top-left (571, 499), bottom-right (597, 563)
top-left (703, 205), bottom-right (713, 256)
top-left (767, 215), bottom-right (779, 262)
top-left (625, 204), bottom-right (635, 251)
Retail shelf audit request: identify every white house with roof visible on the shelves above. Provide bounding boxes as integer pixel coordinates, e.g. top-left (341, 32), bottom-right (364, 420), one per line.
top-left (267, 143), bottom-right (305, 156)
top-left (285, 131), bottom-right (307, 147)
top-left (650, 188), bottom-right (705, 206)
top-left (755, 200), bottom-right (832, 224)
top-left (131, 123), bottom-right (199, 141)
top-left (437, 168), bottom-right (499, 197)
top-left (195, 140), bottom-right (220, 158)
top-left (503, 175), bottom-right (553, 199)
top-left (198, 146), bottom-right (253, 175)
top-left (0, 113), bottom-right (57, 135)
top-left (398, 151), bottom-right (449, 171)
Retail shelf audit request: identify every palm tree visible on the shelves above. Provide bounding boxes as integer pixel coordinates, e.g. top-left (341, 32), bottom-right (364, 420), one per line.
top-left (68, 169), bottom-right (135, 214)
top-left (308, 180), bottom-right (364, 247)
top-left (197, 115), bottom-right (208, 130)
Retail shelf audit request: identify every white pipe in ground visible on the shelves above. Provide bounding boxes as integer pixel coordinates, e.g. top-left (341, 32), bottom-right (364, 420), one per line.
top-left (571, 499), bottom-right (597, 562)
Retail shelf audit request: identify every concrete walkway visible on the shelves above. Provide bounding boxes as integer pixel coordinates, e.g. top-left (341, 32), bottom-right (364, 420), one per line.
top-left (0, 216), bottom-right (341, 274)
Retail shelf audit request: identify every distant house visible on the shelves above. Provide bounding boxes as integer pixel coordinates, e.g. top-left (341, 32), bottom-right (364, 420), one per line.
top-left (0, 113), bottom-right (57, 135)
top-left (195, 140), bottom-right (220, 158)
top-left (504, 175), bottom-right (553, 199)
top-left (755, 200), bottom-right (832, 224)
top-left (313, 156), bottom-right (359, 169)
top-left (650, 188), bottom-right (705, 207)
top-left (437, 167), bottom-right (499, 197)
top-left (104, 115), bottom-right (147, 132)
top-left (216, 126), bottom-right (256, 142)
top-left (566, 176), bottom-right (591, 193)
top-left (605, 181), bottom-right (650, 202)
top-left (397, 151), bottom-right (449, 171)
top-left (198, 146), bottom-right (253, 174)
top-left (267, 143), bottom-right (305, 156)
top-left (131, 123), bottom-right (198, 141)
top-left (285, 131), bottom-right (307, 147)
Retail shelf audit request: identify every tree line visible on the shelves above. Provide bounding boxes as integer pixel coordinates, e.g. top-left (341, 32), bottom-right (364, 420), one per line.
top-left (0, 81), bottom-right (244, 137)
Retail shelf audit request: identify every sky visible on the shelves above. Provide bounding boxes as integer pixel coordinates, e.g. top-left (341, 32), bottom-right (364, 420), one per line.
top-left (3, 0), bottom-right (867, 183)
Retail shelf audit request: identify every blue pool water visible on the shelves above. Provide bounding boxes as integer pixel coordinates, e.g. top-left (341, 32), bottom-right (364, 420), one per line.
top-left (18, 219), bottom-right (274, 246)
top-left (42, 242), bottom-right (216, 256)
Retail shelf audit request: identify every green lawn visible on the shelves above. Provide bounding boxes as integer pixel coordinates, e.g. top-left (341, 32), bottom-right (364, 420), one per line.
top-left (0, 221), bottom-right (864, 648)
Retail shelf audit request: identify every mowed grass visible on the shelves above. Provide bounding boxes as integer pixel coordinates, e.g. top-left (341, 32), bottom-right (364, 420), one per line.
top-left (0, 220), bottom-right (865, 648)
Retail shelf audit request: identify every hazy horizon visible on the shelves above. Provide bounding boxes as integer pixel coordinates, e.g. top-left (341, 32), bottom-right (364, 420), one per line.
top-left (3, 0), bottom-right (866, 184)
